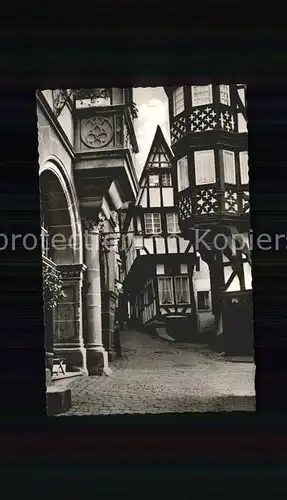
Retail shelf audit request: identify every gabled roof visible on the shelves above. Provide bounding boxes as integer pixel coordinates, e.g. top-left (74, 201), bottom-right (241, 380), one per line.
top-left (138, 126), bottom-right (173, 187)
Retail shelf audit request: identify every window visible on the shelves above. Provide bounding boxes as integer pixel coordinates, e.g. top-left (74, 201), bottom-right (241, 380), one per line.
top-left (191, 85), bottom-right (213, 107)
top-left (149, 174), bottom-right (159, 186)
top-left (174, 276), bottom-right (190, 304)
top-left (173, 86), bottom-right (184, 116)
top-left (177, 156), bottom-right (189, 191)
top-left (194, 150), bottom-right (216, 185)
top-left (180, 264), bottom-right (188, 274)
top-left (161, 173), bottom-right (172, 186)
top-left (166, 213), bottom-right (180, 234)
top-left (144, 213), bottom-right (162, 234)
top-left (197, 291), bottom-right (210, 310)
top-left (150, 147), bottom-right (170, 168)
top-left (223, 150), bottom-right (236, 184)
top-left (156, 263), bottom-right (165, 275)
top-left (196, 256), bottom-right (200, 271)
top-left (219, 85), bottom-right (230, 106)
top-left (158, 277), bottom-right (174, 305)
top-left (239, 151), bottom-right (249, 184)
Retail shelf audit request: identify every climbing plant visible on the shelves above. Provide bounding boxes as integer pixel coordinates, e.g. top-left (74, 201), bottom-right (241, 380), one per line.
top-left (42, 263), bottom-right (67, 311)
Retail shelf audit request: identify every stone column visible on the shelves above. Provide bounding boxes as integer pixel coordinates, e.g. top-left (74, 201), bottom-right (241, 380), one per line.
top-left (82, 215), bottom-right (111, 376)
top-left (54, 263), bottom-right (87, 373)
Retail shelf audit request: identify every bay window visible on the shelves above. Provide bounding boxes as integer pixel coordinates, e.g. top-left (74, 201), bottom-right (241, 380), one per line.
top-left (191, 85), bottom-right (213, 107)
top-left (144, 213), bottom-right (162, 234)
top-left (194, 150), bottom-right (216, 185)
top-left (173, 86), bottom-right (184, 116)
top-left (177, 156), bottom-right (189, 191)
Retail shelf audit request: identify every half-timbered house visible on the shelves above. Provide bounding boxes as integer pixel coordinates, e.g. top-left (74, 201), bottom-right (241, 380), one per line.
top-left (120, 126), bottom-right (214, 342)
top-left (164, 84), bottom-right (253, 355)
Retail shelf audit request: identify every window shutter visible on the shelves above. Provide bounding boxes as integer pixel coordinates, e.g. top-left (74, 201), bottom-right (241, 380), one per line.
top-left (194, 150), bottom-right (216, 185)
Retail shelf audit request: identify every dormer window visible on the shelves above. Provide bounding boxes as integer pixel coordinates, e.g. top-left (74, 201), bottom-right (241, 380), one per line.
top-left (172, 86), bottom-right (184, 116)
top-left (191, 85), bottom-right (213, 107)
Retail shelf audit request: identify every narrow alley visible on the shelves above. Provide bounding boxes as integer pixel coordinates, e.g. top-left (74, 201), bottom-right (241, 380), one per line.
top-left (58, 329), bottom-right (255, 415)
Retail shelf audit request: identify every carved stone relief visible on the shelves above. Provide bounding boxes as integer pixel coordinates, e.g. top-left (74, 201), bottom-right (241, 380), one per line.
top-left (81, 116), bottom-right (114, 148)
top-left (81, 212), bottom-right (106, 233)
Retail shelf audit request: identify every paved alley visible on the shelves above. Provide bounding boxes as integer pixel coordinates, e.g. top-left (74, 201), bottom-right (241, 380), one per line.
top-left (58, 329), bottom-right (255, 415)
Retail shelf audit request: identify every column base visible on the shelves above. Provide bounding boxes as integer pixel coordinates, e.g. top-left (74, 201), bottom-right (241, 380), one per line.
top-left (86, 348), bottom-right (112, 376)
top-left (45, 352), bottom-right (54, 374)
top-left (45, 368), bottom-right (53, 387)
top-left (53, 346), bottom-right (88, 374)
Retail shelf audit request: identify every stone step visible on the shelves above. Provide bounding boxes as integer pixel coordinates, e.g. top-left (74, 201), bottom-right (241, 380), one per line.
top-left (46, 385), bottom-right (72, 416)
top-left (155, 327), bottom-right (175, 342)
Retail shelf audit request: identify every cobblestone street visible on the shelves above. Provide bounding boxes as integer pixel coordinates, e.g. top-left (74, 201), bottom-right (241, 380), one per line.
top-left (58, 329), bottom-right (255, 415)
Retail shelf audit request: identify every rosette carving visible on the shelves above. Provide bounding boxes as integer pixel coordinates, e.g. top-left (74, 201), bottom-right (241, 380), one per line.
top-left (81, 116), bottom-right (113, 148)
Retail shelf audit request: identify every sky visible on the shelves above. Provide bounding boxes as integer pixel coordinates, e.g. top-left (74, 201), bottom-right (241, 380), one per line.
top-left (133, 87), bottom-right (170, 179)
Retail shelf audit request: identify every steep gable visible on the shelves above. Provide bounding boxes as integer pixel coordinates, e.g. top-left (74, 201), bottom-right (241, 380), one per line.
top-left (135, 126), bottom-right (174, 207)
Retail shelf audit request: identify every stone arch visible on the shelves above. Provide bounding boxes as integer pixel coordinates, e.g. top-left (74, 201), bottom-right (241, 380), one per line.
top-left (39, 156), bottom-right (83, 264)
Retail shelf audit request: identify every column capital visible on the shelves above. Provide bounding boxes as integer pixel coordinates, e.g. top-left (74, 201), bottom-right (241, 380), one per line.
top-left (57, 263), bottom-right (87, 282)
top-left (81, 212), bottom-right (106, 233)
